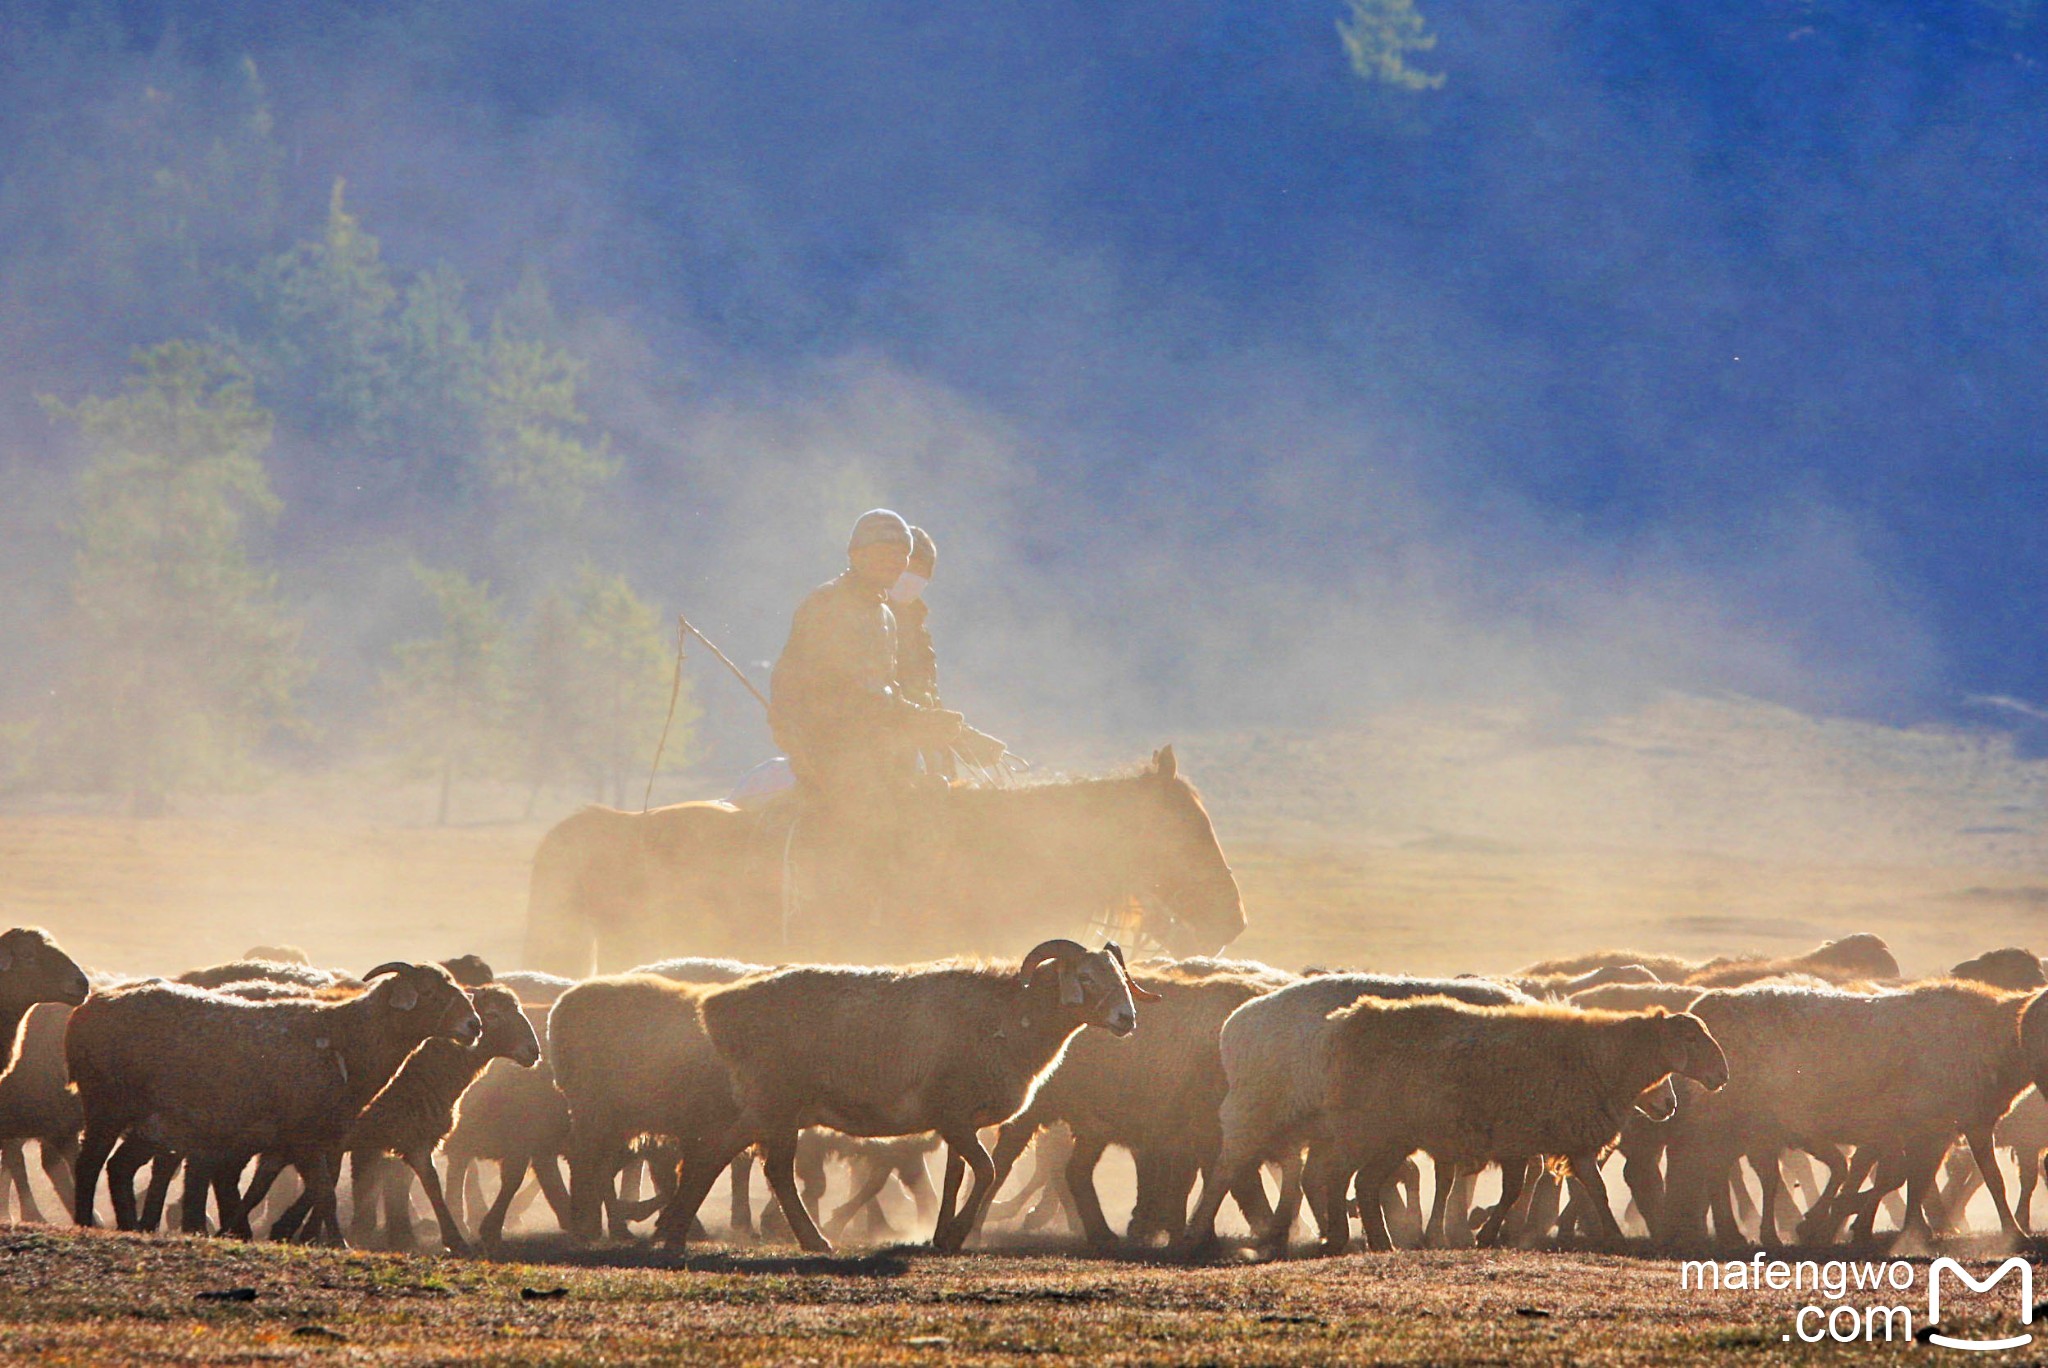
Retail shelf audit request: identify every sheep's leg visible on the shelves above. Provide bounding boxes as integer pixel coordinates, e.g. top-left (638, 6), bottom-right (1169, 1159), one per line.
top-left (973, 1121), bottom-right (1038, 1240)
top-left (1516, 1165), bottom-right (1562, 1248)
top-left (728, 1150), bottom-right (756, 1239)
top-left (269, 1185), bottom-right (315, 1243)
top-left (72, 1124), bottom-right (123, 1231)
top-left (405, 1151), bottom-right (473, 1257)
top-left (1477, 1160), bottom-right (1527, 1248)
top-left (2019, 1149), bottom-right (2042, 1233)
top-left (1425, 1160), bottom-right (1459, 1248)
top-left (1178, 1104), bottom-right (1275, 1257)
top-left (529, 1154), bottom-right (571, 1233)
top-left (900, 1150), bottom-right (938, 1228)
top-left (653, 1123), bottom-right (753, 1249)
top-left (300, 1153), bottom-right (346, 1248)
top-left (1051, 1132), bottom-right (1113, 1250)
top-left (443, 1151), bottom-right (473, 1233)
top-left (344, 1153), bottom-right (382, 1247)
top-left (178, 1158), bottom-right (213, 1235)
top-left (3, 1144), bottom-right (43, 1225)
top-left (138, 1152), bottom-right (179, 1232)
top-left (1964, 1125), bottom-right (2019, 1238)
top-left (39, 1137), bottom-right (77, 1223)
top-left (1300, 1142), bottom-right (1352, 1255)
top-left (822, 1157), bottom-right (894, 1244)
top-left (479, 1157), bottom-right (530, 1250)
top-left (564, 1128), bottom-right (620, 1244)
top-left (1227, 1159), bottom-right (1276, 1245)
top-left (108, 1140), bottom-right (156, 1231)
top-left (760, 1131), bottom-right (831, 1253)
top-left (933, 1130), bottom-right (996, 1254)
top-left (1566, 1152), bottom-right (1625, 1248)
top-left (935, 1148), bottom-right (966, 1241)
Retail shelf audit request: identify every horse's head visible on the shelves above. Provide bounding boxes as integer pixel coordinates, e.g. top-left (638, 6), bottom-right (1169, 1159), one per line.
top-left (1128, 745), bottom-right (1245, 955)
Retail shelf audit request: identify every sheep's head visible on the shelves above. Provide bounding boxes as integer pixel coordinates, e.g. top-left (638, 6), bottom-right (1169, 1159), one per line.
top-left (439, 954), bottom-right (495, 988)
top-left (0, 928), bottom-right (90, 1008)
top-left (1632, 1076), bottom-right (1679, 1122)
top-left (1018, 939), bottom-right (1158, 1037)
top-left (469, 983), bottom-right (541, 1067)
top-left (364, 962), bottom-right (482, 1046)
top-left (1805, 932), bottom-right (1899, 981)
top-left (1952, 947), bottom-right (2047, 993)
top-left (1647, 1009), bottom-right (1728, 1091)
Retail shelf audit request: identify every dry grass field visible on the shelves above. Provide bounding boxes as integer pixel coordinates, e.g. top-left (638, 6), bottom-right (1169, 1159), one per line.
top-left (3, 1229), bottom-right (2036, 1364)
top-left (0, 692), bottom-right (2040, 1362)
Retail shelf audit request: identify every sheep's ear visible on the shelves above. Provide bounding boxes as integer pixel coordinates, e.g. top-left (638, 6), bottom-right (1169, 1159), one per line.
top-left (388, 980), bottom-right (419, 1012)
top-left (1058, 964), bottom-right (1085, 1007)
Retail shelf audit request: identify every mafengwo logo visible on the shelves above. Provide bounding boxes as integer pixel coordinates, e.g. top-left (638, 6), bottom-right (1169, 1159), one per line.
top-left (1926, 1258), bottom-right (2032, 1353)
top-left (1681, 1255), bottom-right (2036, 1349)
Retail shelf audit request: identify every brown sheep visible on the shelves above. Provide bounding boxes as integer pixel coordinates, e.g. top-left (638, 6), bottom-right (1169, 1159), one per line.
top-left (262, 984), bottom-right (540, 1252)
top-left (176, 959), bottom-right (354, 991)
top-left (1659, 979), bottom-right (2041, 1247)
top-left (1951, 947), bottom-right (2047, 992)
top-left (1313, 999), bottom-right (1727, 1254)
top-left (66, 962), bottom-right (480, 1242)
top-left (984, 965), bottom-right (1289, 1249)
top-left (547, 973), bottom-right (739, 1244)
top-left (444, 1002), bottom-right (572, 1249)
top-left (0, 1003), bottom-right (82, 1222)
top-left (1177, 973), bottom-right (1536, 1257)
top-left (1518, 949), bottom-right (1703, 980)
top-left (1683, 933), bottom-right (1900, 988)
top-left (673, 940), bottom-right (1150, 1253)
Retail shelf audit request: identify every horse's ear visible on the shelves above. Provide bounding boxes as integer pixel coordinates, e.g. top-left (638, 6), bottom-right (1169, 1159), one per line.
top-left (1152, 745), bottom-right (1177, 781)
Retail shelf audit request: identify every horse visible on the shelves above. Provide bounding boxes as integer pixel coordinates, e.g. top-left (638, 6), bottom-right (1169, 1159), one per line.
top-left (522, 746), bottom-right (1244, 972)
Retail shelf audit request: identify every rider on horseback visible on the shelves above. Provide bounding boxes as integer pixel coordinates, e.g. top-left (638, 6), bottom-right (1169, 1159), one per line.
top-left (768, 509), bottom-right (970, 793)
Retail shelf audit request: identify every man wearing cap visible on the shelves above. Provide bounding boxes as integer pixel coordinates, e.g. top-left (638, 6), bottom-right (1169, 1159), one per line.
top-left (768, 509), bottom-right (966, 796)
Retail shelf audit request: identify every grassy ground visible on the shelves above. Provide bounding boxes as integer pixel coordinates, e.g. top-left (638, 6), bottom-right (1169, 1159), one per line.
top-left (0, 1227), bottom-right (2014, 1365)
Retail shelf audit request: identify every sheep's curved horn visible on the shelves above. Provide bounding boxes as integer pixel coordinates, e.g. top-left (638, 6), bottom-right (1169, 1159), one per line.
top-left (1101, 941), bottom-right (1163, 1001)
top-left (364, 962), bottom-right (412, 981)
top-left (1017, 939), bottom-right (1087, 986)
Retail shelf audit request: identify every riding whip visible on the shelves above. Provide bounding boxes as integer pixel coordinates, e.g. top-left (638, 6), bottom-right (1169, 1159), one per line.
top-left (643, 614), bottom-right (768, 812)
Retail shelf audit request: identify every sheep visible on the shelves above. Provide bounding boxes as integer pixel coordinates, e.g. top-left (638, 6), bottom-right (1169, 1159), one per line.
top-left (547, 973), bottom-right (741, 1244)
top-left (444, 1000), bottom-right (572, 1249)
top-left (0, 929), bottom-right (91, 1064)
top-left (1951, 947), bottom-right (2047, 992)
top-left (665, 939), bottom-right (1150, 1254)
top-left (438, 954), bottom-right (495, 988)
top-left (1506, 965), bottom-right (1663, 1000)
top-left (1658, 979), bottom-right (2042, 1248)
top-left (1570, 982), bottom-right (1710, 1013)
top-left (176, 959), bottom-right (352, 991)
top-left (0, 1003), bottom-right (82, 1222)
top-left (1176, 973), bottom-right (1535, 1256)
top-left (242, 945), bottom-right (313, 966)
top-left (1519, 950), bottom-right (1703, 981)
top-left (1683, 932), bottom-right (1900, 988)
top-left (66, 961), bottom-right (481, 1242)
top-left (492, 970), bottom-right (578, 1003)
top-left (983, 962), bottom-right (1293, 1249)
top-left (264, 983), bottom-right (540, 1252)
top-left (1311, 998), bottom-right (1727, 1254)
top-left (628, 956), bottom-right (768, 983)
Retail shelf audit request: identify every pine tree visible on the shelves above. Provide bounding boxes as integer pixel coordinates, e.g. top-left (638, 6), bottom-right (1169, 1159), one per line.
top-left (40, 341), bottom-right (304, 815)
top-left (380, 564), bottom-right (513, 824)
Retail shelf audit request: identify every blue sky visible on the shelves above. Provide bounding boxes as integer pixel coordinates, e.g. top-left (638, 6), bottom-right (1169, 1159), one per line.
top-left (4, 0), bottom-right (2044, 747)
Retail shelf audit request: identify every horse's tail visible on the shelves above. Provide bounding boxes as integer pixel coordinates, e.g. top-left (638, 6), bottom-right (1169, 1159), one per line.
top-left (523, 812), bottom-right (600, 976)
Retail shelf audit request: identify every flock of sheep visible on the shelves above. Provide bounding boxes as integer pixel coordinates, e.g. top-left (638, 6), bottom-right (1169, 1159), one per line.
top-left (1, 923), bottom-right (2046, 1262)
